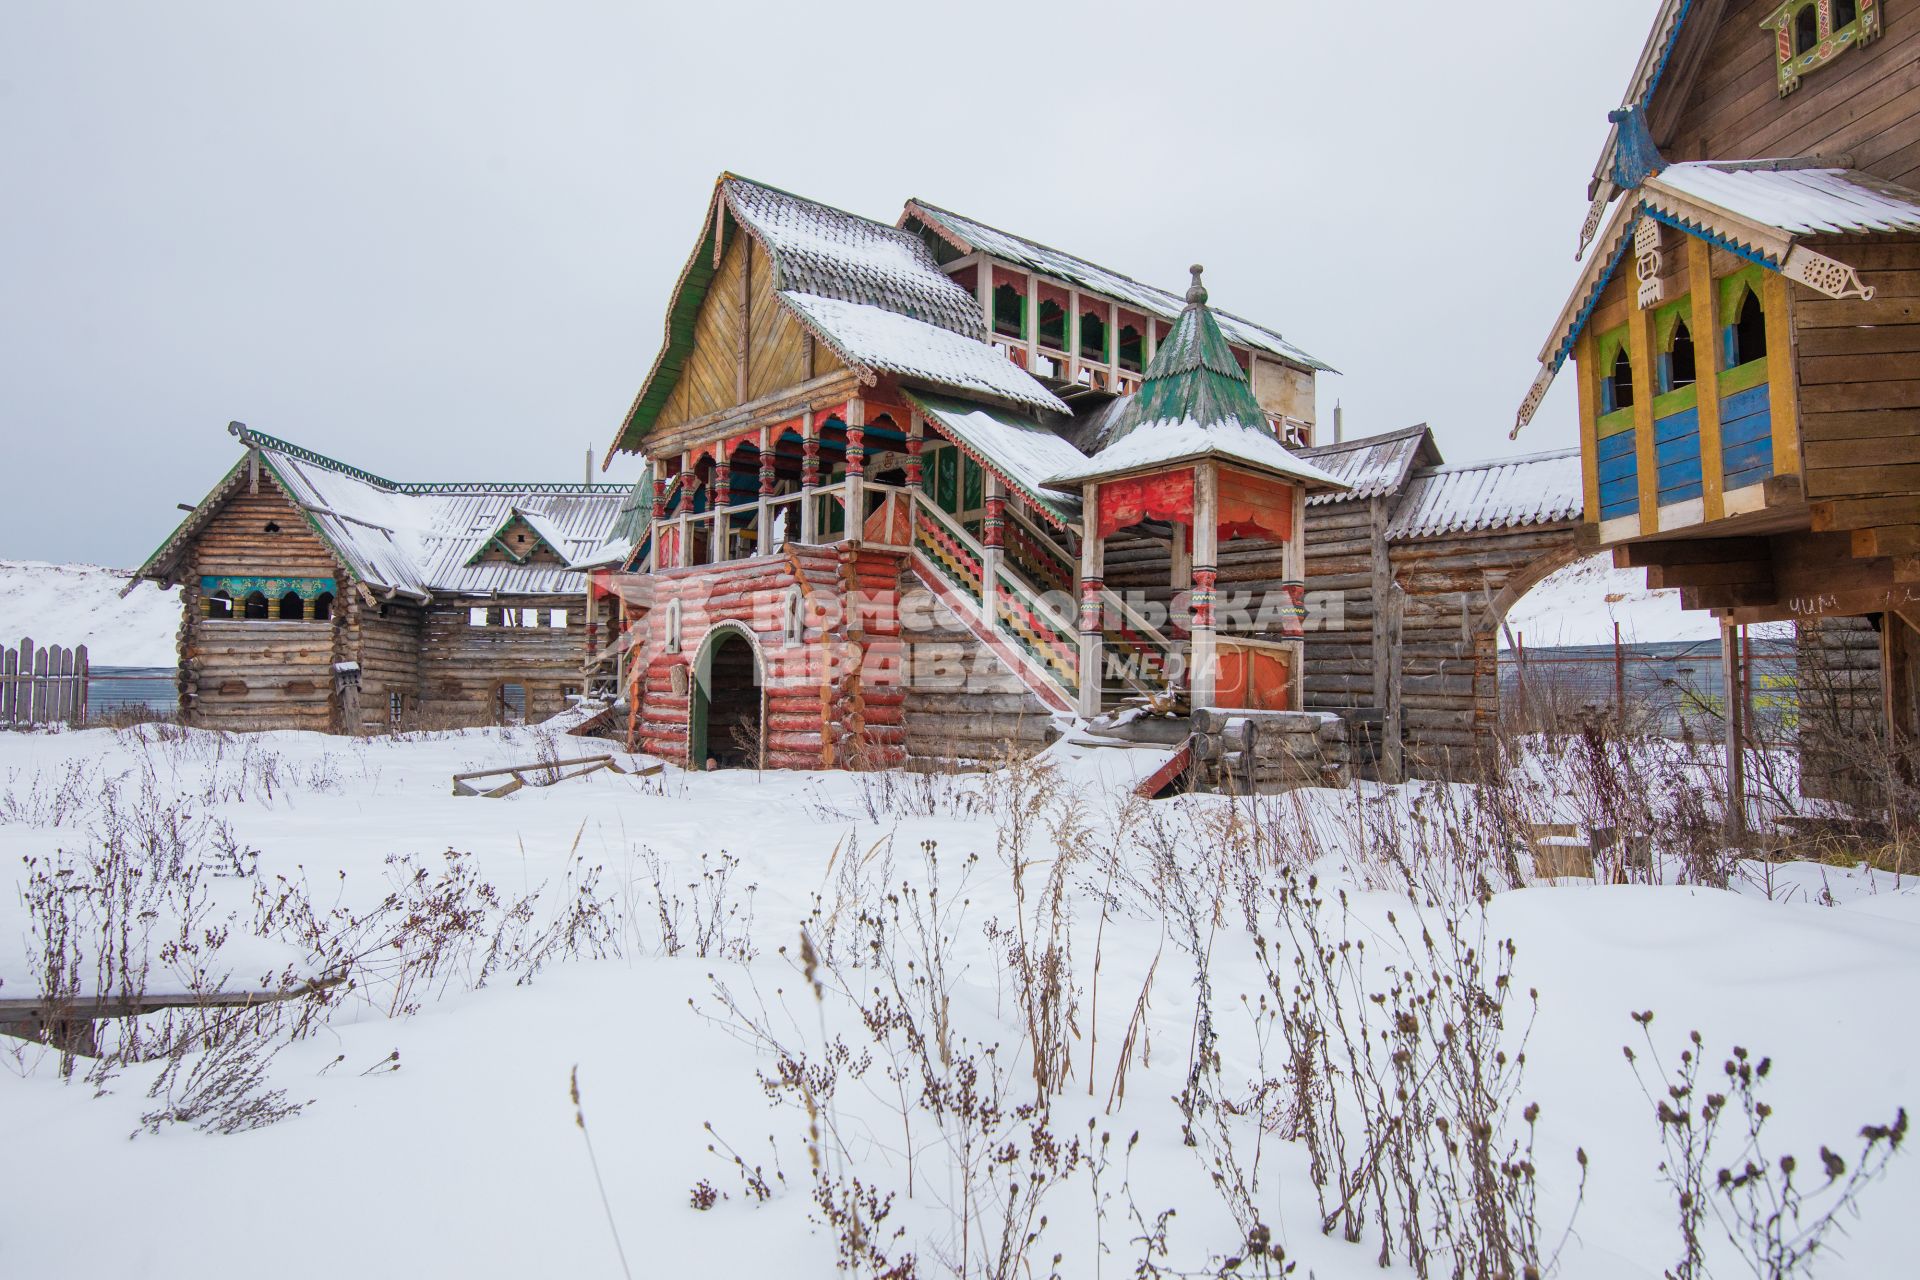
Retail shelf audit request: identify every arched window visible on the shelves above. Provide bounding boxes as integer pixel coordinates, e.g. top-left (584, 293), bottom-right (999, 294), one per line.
top-left (1079, 310), bottom-right (1106, 362)
top-left (1118, 325), bottom-right (1144, 372)
top-left (1037, 300), bottom-right (1065, 350)
top-left (205, 591), bottom-right (233, 619)
top-left (1729, 288), bottom-right (1768, 367)
top-left (1835, 0), bottom-right (1858, 26)
top-left (1661, 318), bottom-right (1697, 393)
top-left (243, 591), bottom-right (269, 620)
top-left (991, 284), bottom-right (1024, 337)
top-left (278, 591), bottom-right (304, 620)
top-left (1795, 4), bottom-right (1820, 55)
top-left (1604, 345), bottom-right (1635, 413)
top-left (312, 591), bottom-right (334, 622)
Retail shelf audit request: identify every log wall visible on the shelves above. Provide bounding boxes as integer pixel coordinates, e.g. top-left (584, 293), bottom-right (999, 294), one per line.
top-left (417, 596), bottom-right (589, 729)
top-left (179, 476), bottom-right (346, 732)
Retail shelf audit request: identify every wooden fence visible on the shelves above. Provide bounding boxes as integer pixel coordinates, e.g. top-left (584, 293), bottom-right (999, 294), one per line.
top-left (1, 638), bottom-right (90, 728)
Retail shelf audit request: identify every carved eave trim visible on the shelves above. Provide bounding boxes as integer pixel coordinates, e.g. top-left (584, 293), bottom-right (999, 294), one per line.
top-left (1782, 245), bottom-right (1877, 300)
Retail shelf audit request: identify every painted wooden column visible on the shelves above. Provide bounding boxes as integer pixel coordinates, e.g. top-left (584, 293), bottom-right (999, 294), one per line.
top-left (1629, 298), bottom-right (1660, 535)
top-left (1190, 463), bottom-right (1220, 709)
top-left (1078, 483), bottom-right (1105, 718)
top-left (905, 412), bottom-right (925, 492)
top-left (1025, 274), bottom-right (1041, 371)
top-left (1170, 520), bottom-right (1191, 589)
top-left (757, 425), bottom-right (775, 553)
top-left (1761, 272), bottom-right (1801, 478)
top-left (680, 449), bottom-right (695, 566)
top-left (1067, 289), bottom-right (1082, 384)
top-left (974, 260), bottom-right (993, 335)
top-left (713, 449), bottom-right (732, 562)
top-left (1574, 329), bottom-right (1603, 526)
top-left (844, 397), bottom-right (866, 543)
top-left (1108, 301), bottom-right (1120, 385)
top-left (800, 410), bottom-right (820, 545)
top-left (649, 472), bottom-right (668, 572)
top-left (1144, 319), bottom-right (1158, 364)
top-left (982, 474), bottom-right (1005, 648)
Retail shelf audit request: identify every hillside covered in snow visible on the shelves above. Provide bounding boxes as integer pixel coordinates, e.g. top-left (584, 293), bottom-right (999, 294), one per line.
top-left (1503, 552), bottom-right (1790, 650)
top-left (0, 560), bottom-right (180, 666)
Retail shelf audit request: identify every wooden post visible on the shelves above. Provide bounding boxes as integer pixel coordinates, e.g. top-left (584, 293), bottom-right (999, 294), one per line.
top-left (1, 643), bottom-right (15, 725)
top-left (1170, 521), bottom-right (1191, 589)
top-left (982, 474), bottom-right (1004, 653)
top-left (1722, 620), bottom-right (1747, 846)
top-left (1025, 274), bottom-right (1041, 371)
top-left (800, 409), bottom-right (820, 545)
top-left (1369, 497), bottom-right (1391, 711)
top-left (975, 261), bottom-right (993, 336)
top-left (1068, 289), bottom-right (1082, 383)
top-left (1685, 237), bottom-right (1727, 521)
top-left (757, 425), bottom-right (774, 554)
top-left (1614, 620), bottom-right (1626, 723)
top-left (713, 450), bottom-right (732, 563)
top-left (844, 398), bottom-right (866, 542)
top-left (1190, 463), bottom-right (1220, 709)
top-left (905, 412), bottom-right (924, 492)
top-left (1108, 301), bottom-right (1119, 383)
top-left (1383, 585), bottom-right (1405, 784)
top-left (1079, 484), bottom-right (1105, 718)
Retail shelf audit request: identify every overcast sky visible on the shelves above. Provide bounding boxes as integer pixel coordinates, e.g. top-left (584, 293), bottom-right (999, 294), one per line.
top-left (0, 0), bottom-right (1661, 567)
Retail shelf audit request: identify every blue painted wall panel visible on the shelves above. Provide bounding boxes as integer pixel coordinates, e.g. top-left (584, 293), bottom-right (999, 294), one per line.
top-left (1597, 428), bottom-right (1637, 462)
top-left (1654, 407), bottom-right (1700, 444)
top-left (1599, 449), bottom-right (1640, 485)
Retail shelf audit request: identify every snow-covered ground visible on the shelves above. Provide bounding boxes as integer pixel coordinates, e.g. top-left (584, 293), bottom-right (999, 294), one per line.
top-left (0, 559), bottom-right (180, 666)
top-left (1504, 552), bottom-right (1792, 649)
top-left (1, 724), bottom-right (1914, 1278)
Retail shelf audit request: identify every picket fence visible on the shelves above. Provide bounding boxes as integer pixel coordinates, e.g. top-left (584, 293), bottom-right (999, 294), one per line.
top-left (1, 637), bottom-right (90, 727)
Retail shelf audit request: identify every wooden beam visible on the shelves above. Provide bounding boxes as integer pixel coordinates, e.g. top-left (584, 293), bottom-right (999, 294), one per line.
top-left (1645, 560), bottom-right (1773, 590)
top-left (1681, 583), bottom-right (1777, 610)
top-left (1813, 495), bottom-right (1920, 531)
top-left (1852, 525), bottom-right (1920, 558)
top-left (1615, 536), bottom-right (1770, 568)
top-left (1686, 236), bottom-right (1727, 520)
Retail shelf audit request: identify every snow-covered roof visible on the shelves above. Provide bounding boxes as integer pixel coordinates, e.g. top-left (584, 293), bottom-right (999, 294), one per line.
top-left (1645, 162), bottom-right (1920, 242)
top-left (903, 199), bottom-right (1334, 373)
top-left (1045, 268), bottom-right (1342, 491)
top-left (140, 428), bottom-right (629, 600)
top-left (780, 292), bottom-right (1067, 416)
top-left (1297, 425), bottom-right (1443, 506)
top-left (1385, 449), bottom-right (1583, 542)
top-left (730, 179), bottom-right (982, 337)
top-left (906, 392), bottom-right (1085, 527)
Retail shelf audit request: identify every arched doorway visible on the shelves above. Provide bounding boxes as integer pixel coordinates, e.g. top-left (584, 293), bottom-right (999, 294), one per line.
top-left (690, 624), bottom-right (764, 769)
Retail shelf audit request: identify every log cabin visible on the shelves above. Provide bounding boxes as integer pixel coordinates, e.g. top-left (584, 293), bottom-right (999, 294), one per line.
top-left (1515, 0), bottom-right (1920, 779)
top-left (136, 424), bottom-right (630, 733)
top-left (598, 174), bottom-right (1354, 778)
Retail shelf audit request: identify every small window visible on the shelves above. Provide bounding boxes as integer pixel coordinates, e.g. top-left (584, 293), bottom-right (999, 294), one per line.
top-left (1729, 288), bottom-right (1768, 367)
top-left (313, 591), bottom-right (334, 622)
top-left (991, 283), bottom-right (1024, 337)
top-left (1660, 318), bottom-right (1697, 393)
top-left (1835, 0), bottom-right (1858, 26)
top-left (1118, 325), bottom-right (1144, 373)
top-left (205, 591), bottom-right (233, 619)
top-left (243, 591), bottom-right (269, 620)
top-left (548, 609), bottom-right (568, 629)
top-left (278, 591), bottom-right (305, 620)
top-left (1604, 345), bottom-right (1635, 413)
top-left (263, 520), bottom-right (281, 534)
top-left (1795, 4), bottom-right (1820, 55)
top-left (468, 606), bottom-right (490, 627)
top-left (388, 691), bottom-right (405, 723)
top-left (497, 682), bottom-right (527, 726)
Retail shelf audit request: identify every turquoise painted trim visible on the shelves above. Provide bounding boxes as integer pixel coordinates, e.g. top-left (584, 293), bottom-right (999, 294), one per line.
top-left (1643, 207), bottom-right (1778, 270)
top-left (201, 575), bottom-right (336, 599)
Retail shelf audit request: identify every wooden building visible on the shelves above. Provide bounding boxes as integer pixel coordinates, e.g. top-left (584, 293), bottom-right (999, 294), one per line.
top-left (136, 424), bottom-right (629, 733)
top-left (599, 174), bottom-right (1349, 775)
top-left (1516, 0), bottom-right (1920, 756)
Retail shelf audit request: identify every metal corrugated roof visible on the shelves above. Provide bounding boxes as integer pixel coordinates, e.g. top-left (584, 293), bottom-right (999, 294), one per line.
top-left (239, 430), bottom-right (628, 598)
top-left (1385, 450), bottom-right (1583, 542)
top-left (904, 199), bottom-right (1334, 373)
top-left (1298, 425), bottom-right (1443, 506)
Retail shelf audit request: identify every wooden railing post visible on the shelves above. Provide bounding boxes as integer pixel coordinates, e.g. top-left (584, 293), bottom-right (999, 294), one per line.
top-left (1078, 484), bottom-right (1104, 718)
top-left (981, 475), bottom-right (1004, 639)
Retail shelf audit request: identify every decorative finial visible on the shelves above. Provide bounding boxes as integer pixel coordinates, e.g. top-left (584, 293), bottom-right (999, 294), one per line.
top-left (1186, 264), bottom-right (1207, 306)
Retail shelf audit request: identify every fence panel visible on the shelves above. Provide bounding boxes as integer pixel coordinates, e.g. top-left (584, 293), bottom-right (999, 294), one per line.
top-left (0, 637), bottom-right (91, 728)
